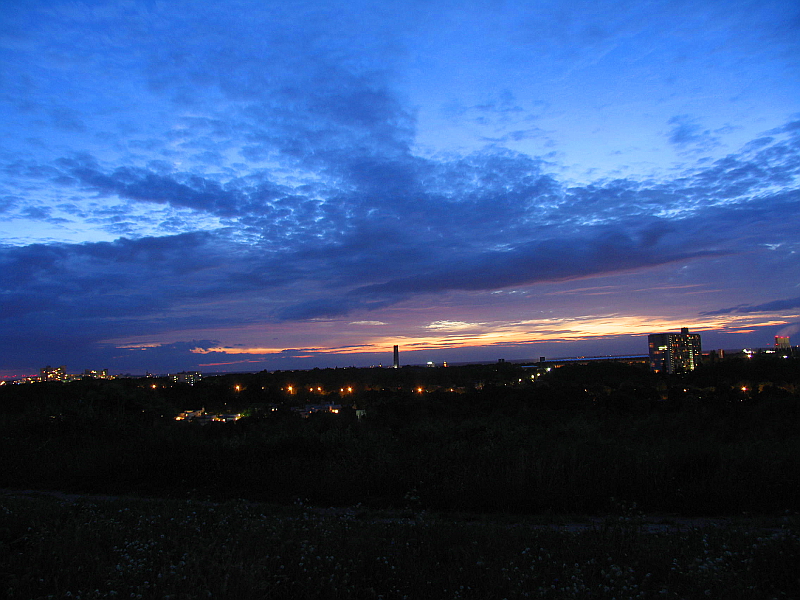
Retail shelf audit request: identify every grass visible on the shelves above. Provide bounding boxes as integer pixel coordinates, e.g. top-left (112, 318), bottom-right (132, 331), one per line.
top-left (2, 493), bottom-right (798, 599)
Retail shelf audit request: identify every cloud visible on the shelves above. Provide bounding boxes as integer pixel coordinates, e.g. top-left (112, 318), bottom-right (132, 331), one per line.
top-left (60, 156), bottom-right (251, 217)
top-left (273, 296), bottom-right (398, 322)
top-left (481, 128), bottom-right (548, 143)
top-left (0, 196), bottom-right (18, 213)
top-left (667, 115), bottom-right (722, 153)
top-left (4, 119), bottom-right (797, 337)
top-left (122, 340), bottom-right (222, 355)
top-left (49, 107), bottom-right (86, 132)
top-left (0, 231), bottom-right (250, 326)
top-left (702, 297), bottom-right (800, 315)
top-left (351, 227), bottom-right (720, 296)
top-left (426, 320), bottom-right (485, 331)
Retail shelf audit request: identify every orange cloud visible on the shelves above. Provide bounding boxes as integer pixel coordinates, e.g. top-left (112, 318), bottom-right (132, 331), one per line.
top-left (187, 312), bottom-right (795, 358)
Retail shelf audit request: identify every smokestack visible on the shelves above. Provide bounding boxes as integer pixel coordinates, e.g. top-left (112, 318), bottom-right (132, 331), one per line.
top-left (393, 345), bottom-right (399, 369)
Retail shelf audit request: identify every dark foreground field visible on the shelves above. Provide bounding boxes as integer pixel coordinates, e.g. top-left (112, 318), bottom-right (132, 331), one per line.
top-left (2, 361), bottom-right (799, 597)
top-left (3, 389), bottom-right (799, 516)
top-left (2, 491), bottom-right (799, 600)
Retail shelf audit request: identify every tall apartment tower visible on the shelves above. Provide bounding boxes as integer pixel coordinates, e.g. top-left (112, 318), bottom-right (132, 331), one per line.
top-left (648, 327), bottom-right (702, 374)
top-left (40, 365), bottom-right (67, 382)
top-left (174, 371), bottom-right (203, 385)
top-left (393, 345), bottom-right (399, 369)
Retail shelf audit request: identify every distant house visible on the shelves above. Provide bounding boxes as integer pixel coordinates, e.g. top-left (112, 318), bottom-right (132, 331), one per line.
top-left (213, 414), bottom-right (242, 422)
top-left (175, 409), bottom-right (205, 421)
top-left (291, 404), bottom-right (342, 418)
top-left (175, 409), bottom-right (240, 423)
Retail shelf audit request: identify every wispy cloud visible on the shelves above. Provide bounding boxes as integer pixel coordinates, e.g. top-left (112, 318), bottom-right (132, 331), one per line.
top-left (702, 297), bottom-right (800, 315)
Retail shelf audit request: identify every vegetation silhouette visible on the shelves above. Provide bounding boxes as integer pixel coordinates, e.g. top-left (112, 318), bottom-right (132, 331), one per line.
top-left (2, 357), bottom-right (799, 515)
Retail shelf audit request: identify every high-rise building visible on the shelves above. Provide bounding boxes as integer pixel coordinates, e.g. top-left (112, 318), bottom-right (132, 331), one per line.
top-left (648, 327), bottom-right (702, 374)
top-left (40, 365), bottom-right (67, 382)
top-left (393, 345), bottom-right (399, 369)
top-left (174, 371), bottom-right (202, 385)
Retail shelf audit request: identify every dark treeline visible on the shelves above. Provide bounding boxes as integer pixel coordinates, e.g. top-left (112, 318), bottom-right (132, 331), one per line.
top-left (2, 357), bottom-right (799, 515)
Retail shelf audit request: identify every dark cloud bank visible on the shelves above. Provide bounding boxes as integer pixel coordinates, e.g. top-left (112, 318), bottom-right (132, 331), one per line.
top-left (3, 119), bottom-right (799, 370)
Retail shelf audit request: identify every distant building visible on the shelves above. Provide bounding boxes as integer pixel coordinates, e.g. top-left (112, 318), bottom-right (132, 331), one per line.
top-left (776, 336), bottom-right (791, 350)
top-left (173, 371), bottom-right (202, 385)
top-left (40, 365), bottom-right (67, 382)
top-left (393, 345), bottom-right (399, 369)
top-left (175, 409), bottom-right (205, 421)
top-left (291, 403), bottom-right (342, 418)
top-left (648, 327), bottom-right (702, 374)
top-left (527, 355), bottom-right (648, 369)
top-left (83, 369), bottom-right (109, 379)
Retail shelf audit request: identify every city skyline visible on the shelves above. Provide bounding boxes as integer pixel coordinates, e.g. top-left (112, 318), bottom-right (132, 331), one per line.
top-left (15, 329), bottom-right (795, 381)
top-left (1, 0), bottom-right (799, 377)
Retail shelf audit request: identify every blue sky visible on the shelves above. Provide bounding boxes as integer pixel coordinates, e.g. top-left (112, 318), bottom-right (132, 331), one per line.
top-left (1, 0), bottom-right (798, 377)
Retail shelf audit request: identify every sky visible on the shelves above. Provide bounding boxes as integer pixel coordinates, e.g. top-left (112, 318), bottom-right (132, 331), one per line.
top-left (1, 0), bottom-right (799, 377)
